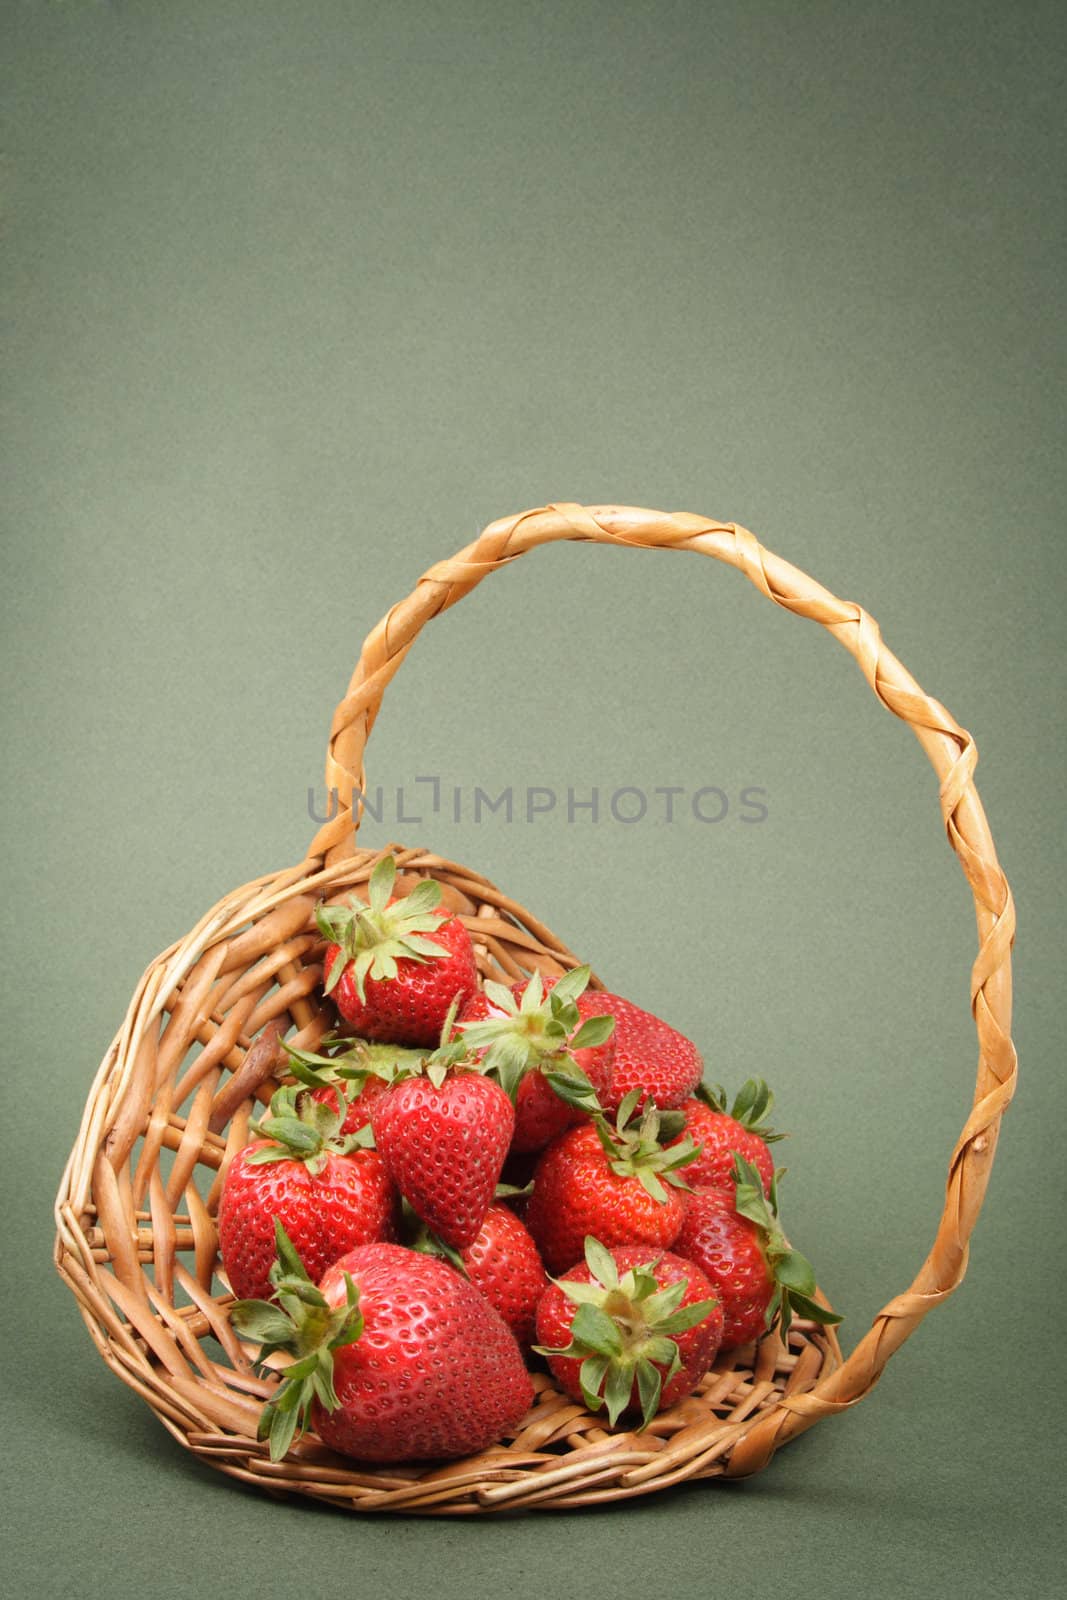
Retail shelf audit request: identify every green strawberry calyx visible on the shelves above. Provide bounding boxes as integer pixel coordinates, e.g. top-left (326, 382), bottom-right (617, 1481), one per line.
top-left (533, 1235), bottom-right (719, 1428)
top-left (731, 1154), bottom-right (843, 1337)
top-left (454, 967), bottom-right (615, 1106)
top-left (592, 1089), bottom-right (701, 1203)
top-left (282, 1034), bottom-right (426, 1098)
top-left (316, 855), bottom-right (454, 1003)
top-left (247, 1082), bottom-right (374, 1175)
top-left (316, 999), bottom-right (500, 1096)
top-left (230, 1220), bottom-right (363, 1461)
top-left (696, 1078), bottom-right (787, 1143)
top-left (362, 997), bottom-right (481, 1092)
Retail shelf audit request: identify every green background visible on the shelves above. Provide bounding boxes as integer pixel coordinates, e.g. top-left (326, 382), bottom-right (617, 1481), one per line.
top-left (2, 1), bottom-right (1063, 1594)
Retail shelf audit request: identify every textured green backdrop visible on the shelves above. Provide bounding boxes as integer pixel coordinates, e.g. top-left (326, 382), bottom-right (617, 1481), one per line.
top-left (2, 2), bottom-right (1064, 1595)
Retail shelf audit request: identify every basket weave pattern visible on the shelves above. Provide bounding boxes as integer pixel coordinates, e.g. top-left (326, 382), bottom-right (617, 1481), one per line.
top-left (55, 505), bottom-right (1017, 1512)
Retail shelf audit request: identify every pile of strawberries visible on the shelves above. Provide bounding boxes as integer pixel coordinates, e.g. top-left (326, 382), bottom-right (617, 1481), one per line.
top-left (223, 858), bottom-right (840, 1464)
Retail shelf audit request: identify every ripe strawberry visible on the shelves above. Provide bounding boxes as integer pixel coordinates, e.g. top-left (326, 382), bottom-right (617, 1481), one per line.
top-left (590, 993), bottom-right (703, 1112)
top-left (453, 1204), bottom-right (547, 1348)
top-left (535, 1237), bottom-right (723, 1426)
top-left (317, 855), bottom-right (478, 1045)
top-left (231, 1225), bottom-right (533, 1462)
top-left (457, 968), bottom-right (615, 1152)
top-left (283, 1035), bottom-right (426, 1136)
top-left (672, 1156), bottom-right (842, 1349)
top-left (370, 1053), bottom-right (515, 1250)
top-left (524, 1092), bottom-right (700, 1275)
top-left (414, 1199), bottom-right (547, 1348)
top-left (667, 1079), bottom-right (782, 1193)
top-left (218, 1084), bottom-right (397, 1302)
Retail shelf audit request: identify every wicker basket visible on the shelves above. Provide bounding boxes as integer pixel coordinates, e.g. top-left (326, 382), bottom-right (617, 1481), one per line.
top-left (54, 503), bottom-right (1017, 1514)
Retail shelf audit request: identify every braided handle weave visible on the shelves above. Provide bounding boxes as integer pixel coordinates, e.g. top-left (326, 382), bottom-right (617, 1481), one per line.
top-left (306, 503), bottom-right (1016, 1473)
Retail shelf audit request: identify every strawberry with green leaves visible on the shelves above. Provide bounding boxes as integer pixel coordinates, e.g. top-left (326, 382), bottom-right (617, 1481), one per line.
top-left (591, 993), bottom-right (703, 1112)
top-left (318, 856), bottom-right (478, 1045)
top-left (218, 1083), bottom-right (397, 1302)
top-left (672, 1155), bottom-right (842, 1349)
top-left (524, 1091), bottom-right (701, 1274)
top-left (668, 1079), bottom-right (782, 1193)
top-left (370, 1029), bottom-right (515, 1250)
top-left (456, 968), bottom-right (615, 1151)
top-left (230, 1223), bottom-right (533, 1462)
top-left (535, 1237), bottom-right (723, 1426)
top-left (283, 1034), bottom-right (426, 1136)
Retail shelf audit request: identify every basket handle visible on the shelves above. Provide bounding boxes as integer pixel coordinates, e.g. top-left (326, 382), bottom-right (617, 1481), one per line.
top-left (307, 502), bottom-right (1017, 1471)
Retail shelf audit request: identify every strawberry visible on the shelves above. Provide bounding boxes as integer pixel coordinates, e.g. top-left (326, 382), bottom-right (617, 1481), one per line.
top-left (590, 993), bottom-right (703, 1112)
top-left (231, 1225), bottom-right (533, 1462)
top-left (672, 1156), bottom-right (842, 1349)
top-left (218, 1084), bottom-right (397, 1302)
top-left (414, 1199), bottom-right (547, 1348)
top-left (535, 1237), bottom-right (723, 1426)
top-left (283, 1035), bottom-right (426, 1136)
top-left (453, 1204), bottom-right (547, 1348)
top-left (524, 1092), bottom-right (701, 1275)
top-left (667, 1079), bottom-right (782, 1193)
top-left (317, 855), bottom-right (478, 1045)
top-left (456, 968), bottom-right (615, 1152)
top-left (370, 1039), bottom-right (515, 1250)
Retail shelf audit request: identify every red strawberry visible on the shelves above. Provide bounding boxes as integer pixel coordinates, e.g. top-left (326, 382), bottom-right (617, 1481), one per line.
top-left (218, 1084), bottom-right (397, 1302)
top-left (667, 1080), bottom-right (781, 1193)
top-left (672, 1157), bottom-right (842, 1349)
top-left (535, 1238), bottom-right (723, 1425)
top-left (318, 855), bottom-right (478, 1045)
top-left (457, 969), bottom-right (615, 1151)
top-left (231, 1226), bottom-right (533, 1462)
top-left (371, 1067), bottom-right (515, 1250)
top-left (454, 1204), bottom-right (547, 1348)
top-left (672, 1187), bottom-right (768, 1349)
top-left (524, 1093), bottom-right (700, 1275)
top-left (591, 993), bottom-right (703, 1112)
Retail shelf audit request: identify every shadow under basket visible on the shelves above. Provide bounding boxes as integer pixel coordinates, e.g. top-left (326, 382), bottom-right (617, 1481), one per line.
top-left (54, 504), bottom-right (1017, 1514)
